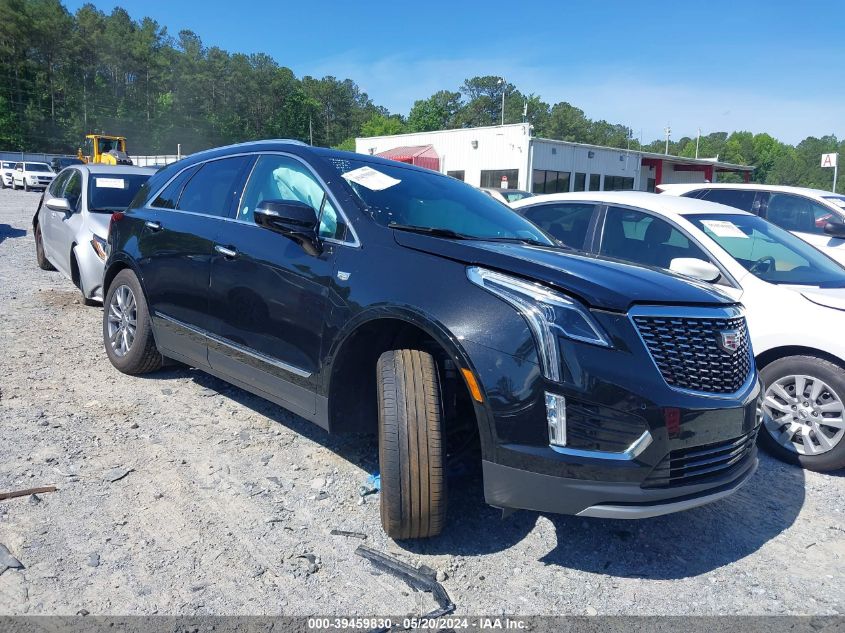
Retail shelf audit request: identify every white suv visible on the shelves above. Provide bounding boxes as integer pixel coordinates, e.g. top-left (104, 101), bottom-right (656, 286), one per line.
top-left (0, 161), bottom-right (16, 188)
top-left (659, 183), bottom-right (845, 266)
top-left (12, 162), bottom-right (55, 191)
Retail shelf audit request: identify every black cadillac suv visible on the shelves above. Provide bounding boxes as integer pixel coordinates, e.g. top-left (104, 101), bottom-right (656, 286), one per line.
top-left (102, 140), bottom-right (761, 539)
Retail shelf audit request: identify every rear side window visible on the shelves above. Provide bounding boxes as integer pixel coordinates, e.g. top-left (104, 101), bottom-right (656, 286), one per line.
top-left (151, 165), bottom-right (199, 209)
top-left (700, 189), bottom-right (757, 212)
top-left (178, 157), bottom-right (250, 217)
top-left (765, 193), bottom-right (836, 236)
top-left (521, 203), bottom-right (594, 249)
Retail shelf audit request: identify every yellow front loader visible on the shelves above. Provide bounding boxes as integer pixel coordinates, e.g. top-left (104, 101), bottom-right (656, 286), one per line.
top-left (77, 134), bottom-right (133, 165)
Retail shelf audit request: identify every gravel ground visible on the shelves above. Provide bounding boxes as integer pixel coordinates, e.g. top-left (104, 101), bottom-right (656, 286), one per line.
top-left (0, 188), bottom-right (843, 617)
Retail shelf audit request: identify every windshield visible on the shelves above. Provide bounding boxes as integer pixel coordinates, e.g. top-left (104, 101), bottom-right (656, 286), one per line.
top-left (326, 157), bottom-right (553, 244)
top-left (501, 190), bottom-right (534, 203)
top-left (27, 163), bottom-right (51, 172)
top-left (88, 173), bottom-right (151, 212)
top-left (688, 213), bottom-right (845, 287)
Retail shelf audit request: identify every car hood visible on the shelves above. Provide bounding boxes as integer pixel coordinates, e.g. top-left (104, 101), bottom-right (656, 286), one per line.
top-left (782, 285), bottom-right (845, 312)
top-left (393, 231), bottom-right (734, 312)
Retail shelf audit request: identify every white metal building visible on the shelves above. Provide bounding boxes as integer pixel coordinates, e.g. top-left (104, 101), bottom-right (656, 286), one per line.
top-left (355, 124), bottom-right (753, 193)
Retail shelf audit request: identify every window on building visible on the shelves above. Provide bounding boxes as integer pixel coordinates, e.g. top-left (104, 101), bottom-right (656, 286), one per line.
top-left (599, 206), bottom-right (708, 270)
top-left (480, 169), bottom-right (518, 189)
top-left (573, 173), bottom-right (586, 192)
top-left (603, 176), bottom-right (635, 191)
top-left (589, 174), bottom-right (601, 191)
top-left (532, 170), bottom-right (571, 194)
top-left (447, 170), bottom-right (465, 182)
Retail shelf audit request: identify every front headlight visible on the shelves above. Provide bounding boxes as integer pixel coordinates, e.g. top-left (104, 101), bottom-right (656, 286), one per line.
top-left (467, 266), bottom-right (610, 381)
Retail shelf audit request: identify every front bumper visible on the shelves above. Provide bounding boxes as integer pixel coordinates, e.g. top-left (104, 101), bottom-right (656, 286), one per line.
top-left (462, 306), bottom-right (762, 519)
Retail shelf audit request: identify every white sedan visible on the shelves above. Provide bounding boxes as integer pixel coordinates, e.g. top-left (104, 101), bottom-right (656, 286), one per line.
top-left (513, 191), bottom-right (845, 471)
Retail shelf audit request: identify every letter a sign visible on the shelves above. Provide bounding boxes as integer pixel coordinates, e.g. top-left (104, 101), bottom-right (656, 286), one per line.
top-left (821, 153), bottom-right (838, 168)
top-left (822, 153), bottom-right (839, 193)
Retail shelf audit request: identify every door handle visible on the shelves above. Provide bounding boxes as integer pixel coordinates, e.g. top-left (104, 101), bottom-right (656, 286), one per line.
top-left (214, 244), bottom-right (238, 258)
top-left (144, 220), bottom-right (162, 231)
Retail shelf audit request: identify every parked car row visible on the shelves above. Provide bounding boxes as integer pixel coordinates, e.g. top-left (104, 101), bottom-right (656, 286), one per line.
top-left (1, 157), bottom-right (85, 191)
top-left (27, 140), bottom-right (842, 541)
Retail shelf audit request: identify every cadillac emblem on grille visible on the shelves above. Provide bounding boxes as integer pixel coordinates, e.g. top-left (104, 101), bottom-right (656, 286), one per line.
top-left (718, 330), bottom-right (741, 354)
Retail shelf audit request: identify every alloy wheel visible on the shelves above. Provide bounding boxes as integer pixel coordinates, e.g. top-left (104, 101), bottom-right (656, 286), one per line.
top-left (762, 374), bottom-right (845, 455)
top-left (107, 284), bottom-right (137, 357)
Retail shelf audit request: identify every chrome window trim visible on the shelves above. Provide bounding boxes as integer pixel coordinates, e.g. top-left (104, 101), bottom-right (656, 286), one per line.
top-left (628, 304), bottom-right (756, 400)
top-left (551, 429), bottom-right (653, 461)
top-left (145, 150), bottom-right (360, 248)
top-left (154, 311), bottom-right (312, 378)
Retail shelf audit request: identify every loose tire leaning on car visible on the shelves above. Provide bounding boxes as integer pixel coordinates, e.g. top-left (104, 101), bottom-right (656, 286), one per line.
top-left (102, 269), bottom-right (163, 375)
top-left (377, 349), bottom-right (446, 539)
top-left (759, 355), bottom-right (845, 472)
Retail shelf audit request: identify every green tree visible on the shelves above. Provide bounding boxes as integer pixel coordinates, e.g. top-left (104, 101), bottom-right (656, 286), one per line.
top-left (407, 90), bottom-right (462, 132)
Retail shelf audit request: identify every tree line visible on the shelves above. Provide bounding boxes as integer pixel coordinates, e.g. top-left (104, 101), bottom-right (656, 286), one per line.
top-left (0, 0), bottom-right (841, 190)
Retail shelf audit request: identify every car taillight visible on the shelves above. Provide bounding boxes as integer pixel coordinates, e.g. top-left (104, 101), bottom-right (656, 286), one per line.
top-left (108, 211), bottom-right (125, 235)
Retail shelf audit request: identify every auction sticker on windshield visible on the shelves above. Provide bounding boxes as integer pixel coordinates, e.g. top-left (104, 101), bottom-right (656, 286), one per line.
top-left (701, 219), bottom-right (748, 238)
top-left (342, 166), bottom-right (400, 191)
top-left (95, 177), bottom-right (127, 189)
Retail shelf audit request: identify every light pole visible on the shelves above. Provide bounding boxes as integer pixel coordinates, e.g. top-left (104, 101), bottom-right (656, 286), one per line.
top-left (695, 128), bottom-right (701, 159)
top-left (664, 125), bottom-right (671, 155)
top-left (498, 78), bottom-right (506, 126)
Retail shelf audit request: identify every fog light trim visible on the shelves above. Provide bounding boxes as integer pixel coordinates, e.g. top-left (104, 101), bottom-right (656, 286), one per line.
top-left (545, 392), bottom-right (567, 447)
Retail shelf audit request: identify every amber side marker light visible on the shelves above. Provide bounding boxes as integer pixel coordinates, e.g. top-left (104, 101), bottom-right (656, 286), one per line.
top-left (460, 368), bottom-right (484, 403)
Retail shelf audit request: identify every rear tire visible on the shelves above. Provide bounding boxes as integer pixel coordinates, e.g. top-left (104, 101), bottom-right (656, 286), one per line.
top-left (759, 355), bottom-right (845, 472)
top-left (102, 269), bottom-right (162, 374)
top-left (34, 223), bottom-right (55, 271)
top-left (377, 349), bottom-right (446, 539)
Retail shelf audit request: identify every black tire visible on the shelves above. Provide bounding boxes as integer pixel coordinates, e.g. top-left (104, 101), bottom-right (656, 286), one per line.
top-left (72, 253), bottom-right (98, 306)
top-left (23, 180), bottom-right (28, 192)
top-left (34, 223), bottom-right (55, 271)
top-left (377, 349), bottom-right (446, 539)
top-left (102, 269), bottom-right (162, 374)
top-left (759, 355), bottom-right (845, 472)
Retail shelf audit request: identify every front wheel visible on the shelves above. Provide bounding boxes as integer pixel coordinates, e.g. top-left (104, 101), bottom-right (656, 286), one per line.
top-left (103, 269), bottom-right (162, 374)
top-left (377, 349), bottom-right (446, 539)
top-left (759, 355), bottom-right (845, 471)
top-left (23, 180), bottom-right (28, 192)
top-left (34, 223), bottom-right (55, 271)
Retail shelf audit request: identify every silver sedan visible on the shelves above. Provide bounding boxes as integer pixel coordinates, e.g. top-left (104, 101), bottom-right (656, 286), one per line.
top-left (33, 164), bottom-right (155, 304)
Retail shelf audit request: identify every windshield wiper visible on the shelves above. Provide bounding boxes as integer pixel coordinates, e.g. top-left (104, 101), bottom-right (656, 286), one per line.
top-left (388, 223), bottom-right (472, 240)
top-left (480, 236), bottom-right (565, 248)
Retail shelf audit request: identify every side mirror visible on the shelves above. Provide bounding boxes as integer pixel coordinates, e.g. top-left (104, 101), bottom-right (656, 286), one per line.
top-left (254, 199), bottom-right (322, 255)
top-left (46, 197), bottom-right (71, 213)
top-left (669, 257), bottom-right (721, 283)
top-left (823, 221), bottom-right (845, 239)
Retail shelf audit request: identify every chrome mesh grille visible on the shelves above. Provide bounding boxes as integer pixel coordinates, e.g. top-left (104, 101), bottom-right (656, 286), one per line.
top-left (633, 314), bottom-right (751, 394)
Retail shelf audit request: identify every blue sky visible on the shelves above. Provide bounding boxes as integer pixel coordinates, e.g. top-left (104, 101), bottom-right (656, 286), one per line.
top-left (65, 0), bottom-right (845, 145)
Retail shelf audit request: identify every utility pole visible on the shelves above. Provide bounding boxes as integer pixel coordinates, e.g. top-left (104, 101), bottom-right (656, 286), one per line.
top-left (498, 78), bottom-right (506, 126)
top-left (695, 128), bottom-right (701, 159)
top-left (664, 125), bottom-right (671, 155)
top-left (309, 116), bottom-right (314, 146)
